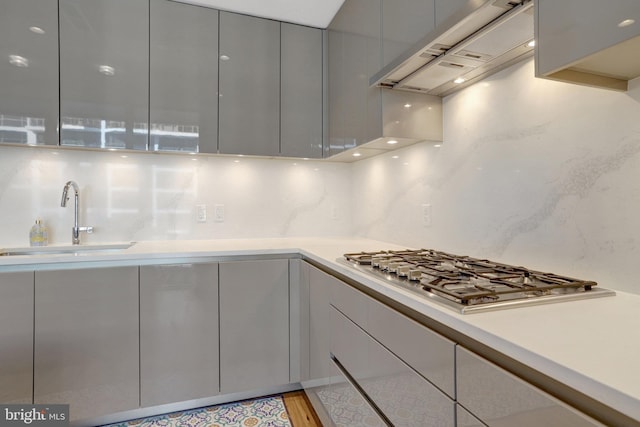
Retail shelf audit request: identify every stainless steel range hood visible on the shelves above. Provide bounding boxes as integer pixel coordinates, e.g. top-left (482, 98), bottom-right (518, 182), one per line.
top-left (371, 0), bottom-right (534, 97)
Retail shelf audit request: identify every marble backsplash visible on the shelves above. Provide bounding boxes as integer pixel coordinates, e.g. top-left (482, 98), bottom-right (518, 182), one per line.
top-left (2, 57), bottom-right (640, 295)
top-left (0, 146), bottom-right (352, 246)
top-left (352, 58), bottom-right (640, 294)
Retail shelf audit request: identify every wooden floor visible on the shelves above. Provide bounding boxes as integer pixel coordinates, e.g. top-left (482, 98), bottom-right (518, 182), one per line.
top-left (283, 391), bottom-right (323, 427)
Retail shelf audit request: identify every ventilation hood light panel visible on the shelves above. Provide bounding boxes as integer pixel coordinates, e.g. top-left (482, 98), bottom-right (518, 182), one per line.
top-left (371, 0), bottom-right (534, 97)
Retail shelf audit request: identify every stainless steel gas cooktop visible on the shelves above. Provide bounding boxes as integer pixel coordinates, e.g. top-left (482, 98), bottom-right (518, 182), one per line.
top-left (340, 249), bottom-right (615, 314)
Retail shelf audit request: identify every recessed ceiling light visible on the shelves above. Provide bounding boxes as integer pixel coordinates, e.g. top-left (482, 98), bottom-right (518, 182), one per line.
top-left (527, 40), bottom-right (535, 48)
top-left (391, 155), bottom-right (399, 159)
top-left (29, 26), bottom-right (45, 34)
top-left (387, 140), bottom-right (398, 145)
top-left (453, 77), bottom-right (465, 84)
top-left (121, 155), bottom-right (128, 158)
top-left (9, 55), bottom-right (28, 67)
top-left (352, 152), bottom-right (362, 157)
top-left (404, 103), bottom-right (412, 108)
top-left (618, 19), bottom-right (635, 28)
top-left (220, 54), bottom-right (230, 61)
top-left (434, 144), bottom-right (442, 148)
top-left (98, 65), bottom-right (115, 76)
top-left (233, 159), bottom-right (240, 163)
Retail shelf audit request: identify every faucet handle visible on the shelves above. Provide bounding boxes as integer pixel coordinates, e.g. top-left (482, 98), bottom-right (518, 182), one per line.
top-left (79, 226), bottom-right (94, 234)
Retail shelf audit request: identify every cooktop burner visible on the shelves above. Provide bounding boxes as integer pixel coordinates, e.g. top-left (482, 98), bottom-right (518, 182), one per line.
top-left (341, 249), bottom-right (615, 313)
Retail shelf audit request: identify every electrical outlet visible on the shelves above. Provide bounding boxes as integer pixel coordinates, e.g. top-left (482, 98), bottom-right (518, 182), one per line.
top-left (196, 204), bottom-right (207, 223)
top-left (422, 204), bottom-right (432, 227)
top-left (214, 204), bottom-right (225, 222)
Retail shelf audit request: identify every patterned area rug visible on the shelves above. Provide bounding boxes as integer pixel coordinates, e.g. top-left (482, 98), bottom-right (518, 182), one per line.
top-left (104, 395), bottom-right (292, 427)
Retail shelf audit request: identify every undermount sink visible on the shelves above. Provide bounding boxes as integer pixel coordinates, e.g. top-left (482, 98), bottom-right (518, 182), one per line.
top-left (0, 242), bottom-right (135, 256)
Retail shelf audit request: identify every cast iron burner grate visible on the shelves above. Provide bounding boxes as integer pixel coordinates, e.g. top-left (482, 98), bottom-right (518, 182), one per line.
top-left (342, 249), bottom-right (613, 312)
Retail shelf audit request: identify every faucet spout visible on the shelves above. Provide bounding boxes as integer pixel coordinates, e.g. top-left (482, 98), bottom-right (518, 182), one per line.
top-left (60, 180), bottom-right (93, 245)
top-left (61, 180), bottom-right (79, 207)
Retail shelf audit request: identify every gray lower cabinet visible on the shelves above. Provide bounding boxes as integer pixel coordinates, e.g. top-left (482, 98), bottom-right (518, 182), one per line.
top-left (456, 346), bottom-right (603, 426)
top-left (149, 0), bottom-right (219, 154)
top-left (456, 404), bottom-right (486, 427)
top-left (0, 0), bottom-right (59, 146)
top-left (280, 23), bottom-right (324, 159)
top-left (34, 267), bottom-right (139, 421)
top-left (140, 263), bottom-right (219, 407)
top-left (219, 259), bottom-right (290, 393)
top-left (331, 305), bottom-right (455, 426)
top-left (328, 274), bottom-right (455, 426)
top-left (0, 271), bottom-right (33, 404)
top-left (300, 263), bottom-right (334, 426)
top-left (59, 0), bottom-right (149, 150)
top-left (218, 12), bottom-right (280, 156)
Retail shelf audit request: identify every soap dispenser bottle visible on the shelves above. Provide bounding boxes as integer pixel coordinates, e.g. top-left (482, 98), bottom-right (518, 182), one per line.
top-left (29, 219), bottom-right (49, 247)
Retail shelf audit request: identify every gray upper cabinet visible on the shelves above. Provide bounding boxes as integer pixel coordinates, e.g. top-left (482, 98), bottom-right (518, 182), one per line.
top-left (435, 0), bottom-right (470, 29)
top-left (328, 0), bottom-right (382, 156)
top-left (0, 272), bottom-right (33, 404)
top-left (150, 0), bottom-right (218, 153)
top-left (280, 23), bottom-right (323, 159)
top-left (219, 259), bottom-right (290, 394)
top-left (382, 0), bottom-right (435, 69)
top-left (218, 12), bottom-right (280, 156)
top-left (59, 0), bottom-right (149, 150)
top-left (535, 0), bottom-right (640, 91)
top-left (0, 0), bottom-right (58, 146)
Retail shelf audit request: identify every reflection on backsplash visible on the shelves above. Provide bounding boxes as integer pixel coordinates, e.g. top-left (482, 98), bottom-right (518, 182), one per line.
top-left (0, 146), bottom-right (352, 246)
top-left (352, 58), bottom-right (640, 295)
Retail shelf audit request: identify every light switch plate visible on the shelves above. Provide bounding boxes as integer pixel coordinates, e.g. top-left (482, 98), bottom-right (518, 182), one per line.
top-left (196, 204), bottom-right (207, 223)
top-left (214, 204), bottom-right (225, 222)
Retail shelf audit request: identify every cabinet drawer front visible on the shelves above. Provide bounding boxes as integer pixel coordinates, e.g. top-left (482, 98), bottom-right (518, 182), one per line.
top-left (456, 404), bottom-right (485, 427)
top-left (331, 306), bottom-right (455, 427)
top-left (324, 363), bottom-right (387, 427)
top-left (367, 297), bottom-right (455, 398)
top-left (329, 277), bottom-right (368, 327)
top-left (456, 346), bottom-right (603, 426)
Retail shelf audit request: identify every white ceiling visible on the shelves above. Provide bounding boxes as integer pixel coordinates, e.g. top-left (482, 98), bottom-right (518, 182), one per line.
top-left (171, 0), bottom-right (345, 28)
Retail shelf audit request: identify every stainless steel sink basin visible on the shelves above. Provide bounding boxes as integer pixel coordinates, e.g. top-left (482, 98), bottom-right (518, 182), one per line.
top-left (0, 242), bottom-right (135, 256)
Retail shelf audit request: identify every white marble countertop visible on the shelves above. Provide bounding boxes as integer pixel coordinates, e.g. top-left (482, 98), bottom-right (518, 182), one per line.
top-left (1, 237), bottom-right (638, 422)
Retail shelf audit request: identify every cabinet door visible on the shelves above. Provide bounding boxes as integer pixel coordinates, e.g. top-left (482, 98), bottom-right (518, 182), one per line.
top-left (382, 0), bottom-right (435, 69)
top-left (435, 0), bottom-right (471, 29)
top-left (0, 0), bottom-right (58, 146)
top-left (536, 0), bottom-right (640, 81)
top-left (34, 267), bottom-right (139, 421)
top-left (59, 0), bottom-right (149, 150)
top-left (218, 12), bottom-right (280, 156)
top-left (280, 23), bottom-right (323, 159)
top-left (0, 271), bottom-right (33, 404)
top-left (150, 0), bottom-right (218, 154)
top-left (457, 346), bottom-right (603, 426)
top-left (308, 266), bottom-right (333, 382)
top-left (219, 259), bottom-right (289, 393)
top-left (140, 263), bottom-right (219, 407)
top-left (328, 0), bottom-right (382, 156)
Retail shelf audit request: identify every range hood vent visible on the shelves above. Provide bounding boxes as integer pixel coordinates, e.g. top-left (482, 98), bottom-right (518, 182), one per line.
top-left (371, 0), bottom-right (534, 97)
